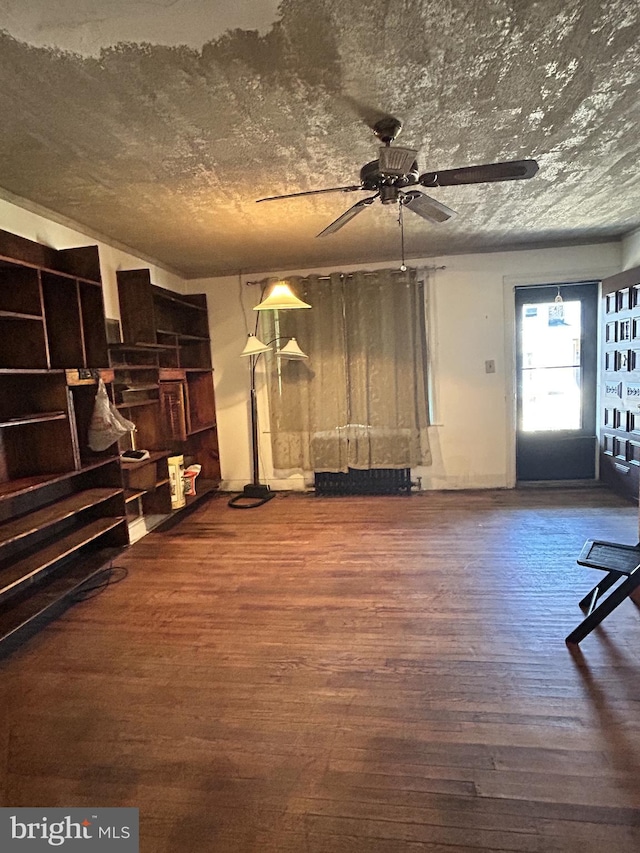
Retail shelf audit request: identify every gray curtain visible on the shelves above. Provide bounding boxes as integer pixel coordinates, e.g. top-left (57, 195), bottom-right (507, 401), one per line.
top-left (261, 268), bottom-right (431, 474)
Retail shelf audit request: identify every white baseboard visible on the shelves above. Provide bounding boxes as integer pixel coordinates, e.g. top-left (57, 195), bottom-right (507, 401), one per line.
top-left (220, 479), bottom-right (309, 493)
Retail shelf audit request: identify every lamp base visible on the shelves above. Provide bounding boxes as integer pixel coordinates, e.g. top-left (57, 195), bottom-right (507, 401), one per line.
top-left (228, 483), bottom-right (276, 509)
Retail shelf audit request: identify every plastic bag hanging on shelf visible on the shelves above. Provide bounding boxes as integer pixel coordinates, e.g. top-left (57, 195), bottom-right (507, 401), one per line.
top-left (88, 378), bottom-right (136, 451)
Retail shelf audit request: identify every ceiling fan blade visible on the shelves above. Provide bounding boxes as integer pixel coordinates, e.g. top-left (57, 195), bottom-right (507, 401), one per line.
top-left (419, 159), bottom-right (539, 188)
top-left (402, 191), bottom-right (456, 223)
top-left (316, 195), bottom-right (378, 238)
top-left (256, 185), bottom-right (362, 203)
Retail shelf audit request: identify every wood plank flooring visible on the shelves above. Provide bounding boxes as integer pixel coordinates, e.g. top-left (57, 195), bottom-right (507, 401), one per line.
top-left (1, 487), bottom-right (640, 852)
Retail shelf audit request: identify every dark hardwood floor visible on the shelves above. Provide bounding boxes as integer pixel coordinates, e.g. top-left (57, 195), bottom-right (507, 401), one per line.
top-left (1, 487), bottom-right (640, 852)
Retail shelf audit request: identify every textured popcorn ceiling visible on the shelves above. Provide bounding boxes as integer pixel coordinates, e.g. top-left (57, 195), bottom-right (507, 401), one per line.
top-left (0, 0), bottom-right (638, 277)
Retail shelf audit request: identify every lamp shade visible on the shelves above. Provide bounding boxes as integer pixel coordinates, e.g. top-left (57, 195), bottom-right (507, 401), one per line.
top-left (240, 334), bottom-right (271, 357)
top-left (254, 282), bottom-right (311, 311)
top-left (276, 337), bottom-right (308, 359)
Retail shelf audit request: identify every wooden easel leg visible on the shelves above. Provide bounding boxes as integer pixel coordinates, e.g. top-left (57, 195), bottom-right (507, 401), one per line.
top-left (578, 571), bottom-right (621, 613)
top-left (566, 573), bottom-right (640, 645)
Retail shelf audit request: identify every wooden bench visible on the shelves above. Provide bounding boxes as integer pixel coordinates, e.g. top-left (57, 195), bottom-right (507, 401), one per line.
top-left (566, 540), bottom-right (640, 645)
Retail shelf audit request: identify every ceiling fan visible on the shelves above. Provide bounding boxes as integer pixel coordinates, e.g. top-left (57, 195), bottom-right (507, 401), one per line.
top-left (256, 117), bottom-right (539, 237)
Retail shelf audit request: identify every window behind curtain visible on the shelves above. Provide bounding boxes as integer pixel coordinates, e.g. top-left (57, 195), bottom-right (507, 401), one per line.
top-left (260, 268), bottom-right (432, 475)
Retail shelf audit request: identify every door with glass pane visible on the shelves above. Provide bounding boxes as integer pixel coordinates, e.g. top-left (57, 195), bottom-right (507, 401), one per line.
top-left (515, 282), bottom-right (598, 481)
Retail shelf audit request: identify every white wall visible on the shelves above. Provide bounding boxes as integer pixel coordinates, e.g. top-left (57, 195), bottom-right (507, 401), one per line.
top-left (622, 227), bottom-right (640, 270)
top-left (0, 194), bottom-right (625, 493)
top-left (0, 197), bottom-right (186, 320)
top-left (190, 243), bottom-right (622, 492)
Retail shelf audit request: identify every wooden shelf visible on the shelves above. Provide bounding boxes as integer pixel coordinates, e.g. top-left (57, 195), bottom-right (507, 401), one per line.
top-left (0, 547), bottom-right (122, 650)
top-left (110, 365), bottom-right (159, 372)
top-left (119, 450), bottom-right (169, 470)
top-left (117, 383), bottom-right (159, 391)
top-left (0, 310), bottom-right (43, 321)
top-left (159, 368), bottom-right (186, 380)
top-left (0, 518), bottom-right (126, 604)
top-left (152, 288), bottom-right (208, 312)
top-left (0, 458), bottom-right (119, 503)
top-left (0, 488), bottom-right (123, 548)
top-left (0, 411), bottom-right (67, 428)
top-left (157, 329), bottom-right (210, 342)
top-left (0, 369), bottom-right (65, 375)
top-left (0, 253), bottom-right (101, 286)
top-left (109, 342), bottom-right (175, 351)
top-left (111, 362), bottom-right (158, 373)
top-left (0, 473), bottom-right (68, 502)
top-left (187, 422), bottom-right (216, 437)
top-left (115, 399), bottom-right (159, 410)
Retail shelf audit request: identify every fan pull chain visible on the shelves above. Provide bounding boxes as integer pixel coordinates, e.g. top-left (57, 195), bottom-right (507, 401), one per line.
top-left (398, 202), bottom-right (407, 271)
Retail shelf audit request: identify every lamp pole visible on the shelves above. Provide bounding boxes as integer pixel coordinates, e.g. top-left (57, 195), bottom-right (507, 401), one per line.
top-left (228, 350), bottom-right (275, 507)
top-left (229, 335), bottom-right (307, 508)
top-left (249, 354), bottom-right (261, 487)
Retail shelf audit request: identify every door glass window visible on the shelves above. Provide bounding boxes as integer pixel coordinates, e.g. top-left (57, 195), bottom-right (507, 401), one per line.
top-left (520, 299), bottom-right (581, 431)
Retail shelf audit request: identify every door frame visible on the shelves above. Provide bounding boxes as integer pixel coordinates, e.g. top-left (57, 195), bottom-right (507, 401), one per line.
top-left (501, 269), bottom-right (614, 488)
top-left (514, 280), bottom-right (598, 481)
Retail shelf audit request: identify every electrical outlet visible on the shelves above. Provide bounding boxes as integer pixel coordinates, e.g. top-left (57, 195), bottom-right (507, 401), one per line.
top-left (485, 359), bottom-right (496, 374)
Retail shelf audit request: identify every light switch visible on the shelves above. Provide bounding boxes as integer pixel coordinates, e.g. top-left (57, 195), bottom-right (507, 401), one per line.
top-left (485, 359), bottom-right (496, 374)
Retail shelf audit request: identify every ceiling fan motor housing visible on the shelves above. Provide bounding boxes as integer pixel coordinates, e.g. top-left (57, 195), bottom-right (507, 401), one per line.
top-left (360, 159), bottom-right (420, 190)
top-left (373, 117), bottom-right (403, 143)
top-left (380, 185), bottom-right (400, 204)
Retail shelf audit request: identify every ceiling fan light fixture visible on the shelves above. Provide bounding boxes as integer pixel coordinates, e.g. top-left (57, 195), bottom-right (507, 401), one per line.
top-left (254, 282), bottom-right (311, 310)
top-left (378, 146), bottom-right (419, 176)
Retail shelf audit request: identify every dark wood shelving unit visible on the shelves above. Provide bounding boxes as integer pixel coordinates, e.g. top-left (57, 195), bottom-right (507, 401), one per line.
top-left (115, 269), bottom-right (220, 524)
top-left (0, 229), bottom-right (128, 655)
top-left (119, 451), bottom-right (172, 532)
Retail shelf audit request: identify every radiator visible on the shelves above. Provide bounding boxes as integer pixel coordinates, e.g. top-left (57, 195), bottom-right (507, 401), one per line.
top-left (314, 467), bottom-right (413, 496)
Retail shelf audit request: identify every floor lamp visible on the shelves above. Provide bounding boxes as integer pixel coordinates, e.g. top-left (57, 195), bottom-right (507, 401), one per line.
top-left (228, 282), bottom-right (310, 509)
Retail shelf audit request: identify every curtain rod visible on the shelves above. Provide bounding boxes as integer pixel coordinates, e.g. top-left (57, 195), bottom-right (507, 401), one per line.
top-left (245, 265), bottom-right (446, 286)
